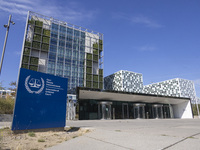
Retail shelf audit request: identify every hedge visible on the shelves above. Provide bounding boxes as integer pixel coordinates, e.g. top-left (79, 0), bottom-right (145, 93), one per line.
top-left (23, 48), bottom-right (30, 55)
top-left (42, 36), bottom-right (50, 44)
top-left (29, 65), bottom-right (38, 71)
top-left (43, 29), bottom-right (50, 36)
top-left (32, 41), bottom-right (41, 49)
top-left (87, 60), bottom-right (92, 67)
top-left (34, 26), bottom-right (42, 34)
top-left (30, 57), bottom-right (39, 65)
top-left (86, 53), bottom-right (92, 60)
top-left (0, 98), bottom-right (15, 114)
top-left (33, 34), bottom-right (41, 41)
top-left (35, 20), bottom-right (43, 27)
top-left (22, 55), bottom-right (29, 64)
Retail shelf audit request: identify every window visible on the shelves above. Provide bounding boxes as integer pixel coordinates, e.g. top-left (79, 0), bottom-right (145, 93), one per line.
top-left (52, 23), bottom-right (58, 31)
top-left (50, 45), bottom-right (57, 53)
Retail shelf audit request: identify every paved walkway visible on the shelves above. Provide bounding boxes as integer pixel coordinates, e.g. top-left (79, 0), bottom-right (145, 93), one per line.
top-left (48, 119), bottom-right (200, 150)
top-left (0, 122), bottom-right (11, 129)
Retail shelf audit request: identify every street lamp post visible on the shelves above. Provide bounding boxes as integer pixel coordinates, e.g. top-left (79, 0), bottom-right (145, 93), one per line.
top-left (0, 15), bottom-right (15, 75)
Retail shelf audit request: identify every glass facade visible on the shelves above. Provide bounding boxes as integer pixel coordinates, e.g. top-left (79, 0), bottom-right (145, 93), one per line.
top-left (20, 11), bottom-right (104, 94)
top-left (79, 99), bottom-right (172, 120)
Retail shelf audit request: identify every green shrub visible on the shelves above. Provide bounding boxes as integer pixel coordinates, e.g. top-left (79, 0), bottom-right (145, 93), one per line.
top-left (86, 81), bottom-right (92, 88)
top-left (99, 82), bottom-right (103, 89)
top-left (29, 65), bottom-right (38, 71)
top-left (99, 39), bottom-right (103, 44)
top-left (28, 132), bottom-right (36, 137)
top-left (35, 20), bottom-right (43, 27)
top-left (99, 69), bottom-right (103, 76)
top-left (33, 34), bottom-right (41, 41)
top-left (86, 67), bottom-right (92, 74)
top-left (41, 43), bottom-right (49, 51)
top-left (30, 57), bottom-right (39, 65)
top-left (38, 139), bottom-right (45, 142)
top-left (28, 19), bottom-right (35, 25)
top-left (22, 55), bottom-right (29, 64)
top-left (22, 64), bottom-right (28, 69)
top-left (34, 26), bottom-right (42, 34)
top-left (32, 41), bottom-right (41, 49)
top-left (93, 82), bottom-right (98, 89)
top-left (86, 60), bottom-right (92, 67)
top-left (0, 98), bottom-right (15, 114)
top-left (93, 49), bottom-right (98, 55)
top-left (192, 104), bottom-right (200, 115)
top-left (93, 55), bottom-right (98, 62)
top-left (25, 41), bottom-right (31, 47)
top-left (42, 36), bottom-right (50, 44)
top-left (93, 75), bottom-right (98, 82)
top-left (43, 29), bottom-right (50, 37)
top-left (99, 76), bottom-right (103, 82)
top-left (86, 53), bottom-right (92, 60)
top-left (86, 74), bottom-right (92, 81)
top-left (99, 44), bottom-right (103, 50)
top-left (23, 48), bottom-right (30, 55)
top-left (93, 43), bottom-right (98, 49)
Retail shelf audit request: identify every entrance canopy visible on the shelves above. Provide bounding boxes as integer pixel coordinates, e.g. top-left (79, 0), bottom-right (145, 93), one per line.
top-left (78, 89), bottom-right (190, 105)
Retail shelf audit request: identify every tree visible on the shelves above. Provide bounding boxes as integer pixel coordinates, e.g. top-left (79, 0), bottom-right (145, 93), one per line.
top-left (0, 81), bottom-right (5, 90)
top-left (8, 81), bottom-right (17, 97)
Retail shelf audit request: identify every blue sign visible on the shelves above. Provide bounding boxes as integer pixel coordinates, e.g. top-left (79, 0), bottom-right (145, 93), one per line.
top-left (12, 68), bottom-right (68, 130)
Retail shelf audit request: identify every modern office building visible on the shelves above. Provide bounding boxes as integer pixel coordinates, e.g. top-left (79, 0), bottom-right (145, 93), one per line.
top-left (104, 70), bottom-right (143, 93)
top-left (77, 87), bottom-right (193, 120)
top-left (20, 11), bottom-right (103, 95)
top-left (76, 70), bottom-right (195, 120)
top-left (104, 70), bottom-right (197, 104)
top-left (143, 78), bottom-right (197, 103)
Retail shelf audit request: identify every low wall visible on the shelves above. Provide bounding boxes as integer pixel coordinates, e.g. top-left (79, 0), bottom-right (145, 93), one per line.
top-left (0, 114), bottom-right (13, 122)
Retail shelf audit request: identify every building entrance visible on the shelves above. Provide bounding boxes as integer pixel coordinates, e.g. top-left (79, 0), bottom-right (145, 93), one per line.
top-left (122, 103), bottom-right (129, 119)
top-left (98, 102), bottom-right (112, 119)
top-left (163, 105), bottom-right (171, 118)
top-left (133, 103), bottom-right (146, 119)
top-left (152, 104), bottom-right (163, 119)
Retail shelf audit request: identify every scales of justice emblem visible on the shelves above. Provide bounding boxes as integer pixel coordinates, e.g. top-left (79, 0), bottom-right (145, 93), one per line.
top-left (25, 75), bottom-right (45, 94)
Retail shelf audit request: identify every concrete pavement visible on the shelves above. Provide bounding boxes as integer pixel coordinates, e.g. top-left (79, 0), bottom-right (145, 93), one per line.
top-left (0, 122), bottom-right (11, 129)
top-left (48, 119), bottom-right (200, 150)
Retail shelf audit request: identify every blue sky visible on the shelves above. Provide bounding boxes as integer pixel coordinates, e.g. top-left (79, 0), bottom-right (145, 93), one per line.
top-left (0, 0), bottom-right (200, 97)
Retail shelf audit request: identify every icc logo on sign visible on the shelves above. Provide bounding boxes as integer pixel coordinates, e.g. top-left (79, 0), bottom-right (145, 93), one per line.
top-left (25, 75), bottom-right (45, 94)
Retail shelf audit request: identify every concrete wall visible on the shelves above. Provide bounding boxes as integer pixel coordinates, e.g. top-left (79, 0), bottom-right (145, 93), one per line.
top-left (0, 114), bottom-right (13, 122)
top-left (172, 101), bottom-right (193, 119)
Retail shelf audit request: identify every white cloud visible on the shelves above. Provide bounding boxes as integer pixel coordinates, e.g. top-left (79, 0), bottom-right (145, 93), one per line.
top-left (0, 0), bottom-right (97, 23)
top-left (131, 16), bottom-right (162, 28)
top-left (112, 12), bottom-right (162, 28)
top-left (133, 45), bottom-right (157, 52)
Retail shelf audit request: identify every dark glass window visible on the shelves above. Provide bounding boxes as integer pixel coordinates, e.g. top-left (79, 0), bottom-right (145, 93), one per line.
top-left (50, 38), bottom-right (57, 45)
top-left (59, 40), bottom-right (65, 47)
top-left (50, 45), bottom-right (57, 52)
top-left (66, 42), bottom-right (72, 48)
top-left (52, 23), bottom-right (58, 31)
top-left (49, 52), bottom-right (56, 60)
top-left (60, 26), bottom-right (66, 33)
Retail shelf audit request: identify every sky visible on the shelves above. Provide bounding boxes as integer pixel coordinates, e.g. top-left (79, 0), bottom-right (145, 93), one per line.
top-left (0, 0), bottom-right (200, 97)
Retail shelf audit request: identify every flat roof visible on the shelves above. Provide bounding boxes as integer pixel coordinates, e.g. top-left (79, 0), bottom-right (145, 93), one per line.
top-left (77, 88), bottom-right (190, 105)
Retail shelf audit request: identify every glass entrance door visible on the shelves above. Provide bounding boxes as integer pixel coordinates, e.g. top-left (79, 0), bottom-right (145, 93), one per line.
top-left (163, 105), bottom-right (171, 118)
top-left (98, 102), bottom-right (112, 120)
top-left (152, 104), bottom-right (163, 119)
top-left (122, 103), bottom-right (129, 119)
top-left (133, 103), bottom-right (146, 119)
